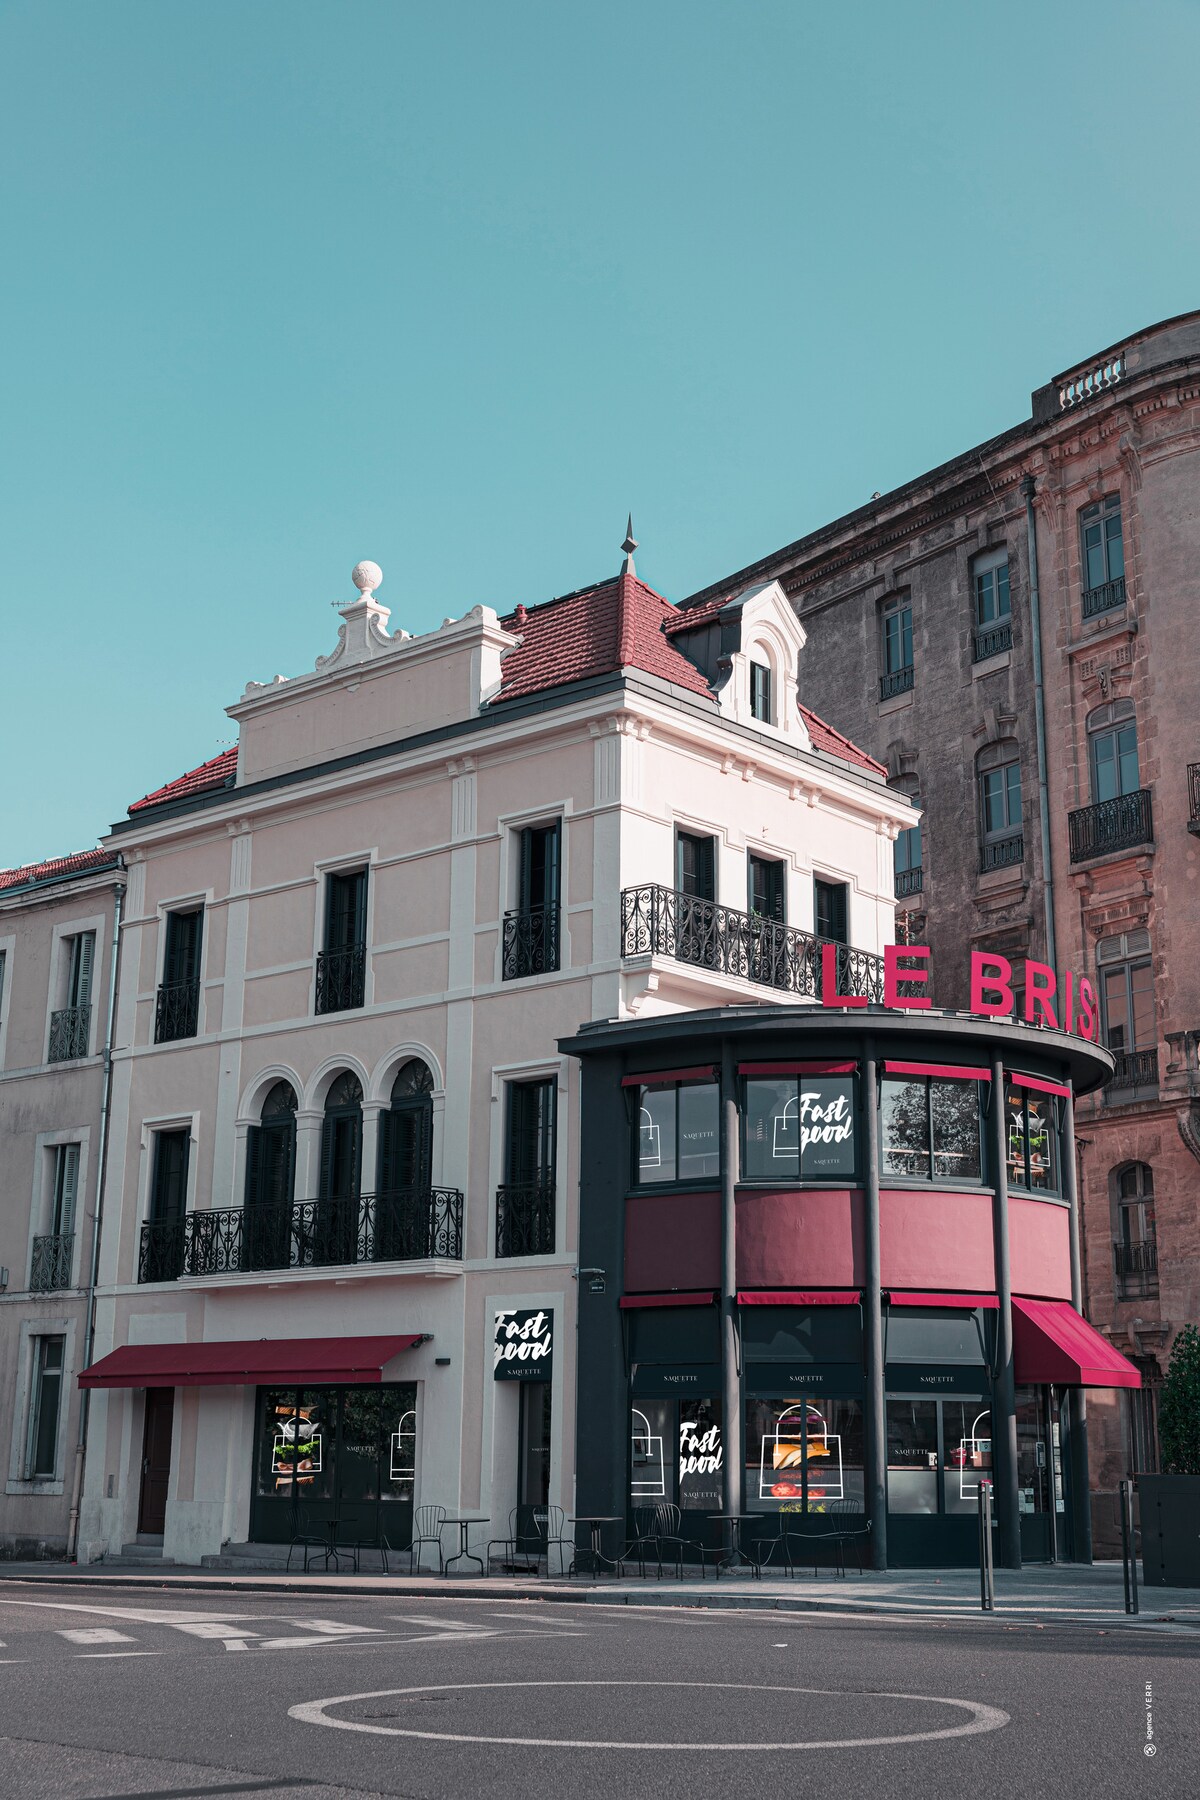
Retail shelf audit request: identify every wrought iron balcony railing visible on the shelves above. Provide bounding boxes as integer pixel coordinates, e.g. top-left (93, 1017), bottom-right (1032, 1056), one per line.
top-left (47, 1004), bottom-right (91, 1063)
top-left (502, 905), bottom-right (560, 980)
top-left (137, 1187), bottom-right (464, 1283)
top-left (1188, 764), bottom-right (1200, 831)
top-left (1068, 788), bottom-right (1153, 864)
top-left (30, 1232), bottom-right (74, 1292)
top-left (154, 978), bottom-right (200, 1043)
top-left (314, 942), bottom-right (366, 1014)
top-left (879, 665), bottom-right (914, 701)
top-left (1106, 1047), bottom-right (1159, 1092)
top-left (895, 866), bottom-right (924, 898)
top-left (495, 1180), bottom-right (556, 1258)
top-left (1114, 1237), bottom-right (1159, 1299)
top-left (619, 884), bottom-right (888, 1004)
top-left (974, 621), bottom-right (1013, 661)
top-left (1081, 575), bottom-right (1126, 618)
top-left (980, 833), bottom-right (1024, 874)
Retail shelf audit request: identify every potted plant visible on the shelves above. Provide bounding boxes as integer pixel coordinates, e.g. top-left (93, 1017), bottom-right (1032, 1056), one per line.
top-left (1140, 1323), bottom-right (1200, 1587)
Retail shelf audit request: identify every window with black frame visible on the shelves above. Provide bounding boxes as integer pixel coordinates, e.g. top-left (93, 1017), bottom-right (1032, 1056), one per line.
top-left (1003, 1080), bottom-right (1061, 1194)
top-left (634, 1078), bottom-right (719, 1186)
top-left (743, 1072), bottom-right (857, 1183)
top-left (879, 1070), bottom-right (983, 1184)
top-left (744, 1396), bottom-right (864, 1516)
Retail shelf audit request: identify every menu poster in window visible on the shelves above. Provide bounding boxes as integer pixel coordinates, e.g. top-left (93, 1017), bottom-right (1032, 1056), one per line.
top-left (798, 1077), bottom-right (856, 1179)
top-left (678, 1401), bottom-right (723, 1510)
top-left (494, 1308), bottom-right (553, 1379)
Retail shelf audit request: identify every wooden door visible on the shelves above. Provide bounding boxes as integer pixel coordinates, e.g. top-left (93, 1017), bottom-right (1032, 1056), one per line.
top-left (137, 1387), bottom-right (175, 1535)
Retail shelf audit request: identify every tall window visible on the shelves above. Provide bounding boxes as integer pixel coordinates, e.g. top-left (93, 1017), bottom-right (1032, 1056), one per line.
top-left (1114, 1163), bottom-right (1157, 1299)
top-left (137, 1126), bottom-right (191, 1283)
top-left (497, 1077), bottom-right (557, 1256)
top-left (977, 742), bottom-right (1023, 871)
top-left (1098, 930), bottom-right (1156, 1090)
top-left (317, 1072), bottom-right (363, 1264)
top-left (1088, 701), bottom-right (1140, 802)
top-left (634, 1077), bottom-right (719, 1186)
top-left (893, 806), bottom-right (923, 897)
top-left (880, 594), bottom-right (914, 698)
top-left (748, 854), bottom-right (785, 924)
top-left (503, 822), bottom-right (561, 979)
top-left (32, 1145), bottom-right (79, 1292)
top-left (973, 550), bottom-right (1012, 659)
top-left (1080, 495), bottom-right (1125, 614)
top-left (675, 830), bottom-right (716, 901)
top-left (376, 1060), bottom-right (436, 1261)
top-left (814, 877), bottom-right (848, 945)
top-left (881, 1074), bottom-right (983, 1184)
top-left (25, 1336), bottom-right (65, 1480)
top-left (49, 931), bottom-right (95, 1062)
top-left (749, 660), bottom-right (773, 723)
top-left (243, 1081), bottom-right (297, 1271)
top-left (156, 908), bottom-right (203, 1042)
top-left (316, 869), bottom-right (368, 1013)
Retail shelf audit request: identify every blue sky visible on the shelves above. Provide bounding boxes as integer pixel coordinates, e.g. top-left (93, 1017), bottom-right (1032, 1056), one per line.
top-left (3, 1), bottom-right (1198, 867)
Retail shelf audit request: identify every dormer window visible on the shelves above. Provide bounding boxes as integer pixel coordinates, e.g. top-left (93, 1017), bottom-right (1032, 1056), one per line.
top-left (749, 660), bottom-right (773, 724)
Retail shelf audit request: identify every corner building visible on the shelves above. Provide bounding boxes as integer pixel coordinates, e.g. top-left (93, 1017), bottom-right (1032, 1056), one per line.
top-left (681, 312), bottom-right (1200, 1547)
top-left (75, 551), bottom-right (908, 1566)
top-left (563, 1006), bottom-right (1136, 1570)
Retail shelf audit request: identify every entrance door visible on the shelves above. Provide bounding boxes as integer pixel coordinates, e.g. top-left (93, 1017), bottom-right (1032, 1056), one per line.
top-left (1016, 1385), bottom-right (1065, 1561)
top-left (137, 1387), bottom-right (175, 1535)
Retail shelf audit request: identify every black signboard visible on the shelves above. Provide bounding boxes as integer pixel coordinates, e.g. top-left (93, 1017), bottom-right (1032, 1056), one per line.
top-left (493, 1308), bottom-right (553, 1380)
top-left (744, 1362), bottom-right (863, 1396)
top-left (885, 1364), bottom-right (992, 1396)
top-left (630, 1363), bottom-right (722, 1397)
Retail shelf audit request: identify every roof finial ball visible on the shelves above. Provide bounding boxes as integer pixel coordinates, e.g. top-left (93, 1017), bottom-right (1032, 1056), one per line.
top-left (351, 560), bottom-right (383, 600)
top-left (621, 514), bottom-right (637, 577)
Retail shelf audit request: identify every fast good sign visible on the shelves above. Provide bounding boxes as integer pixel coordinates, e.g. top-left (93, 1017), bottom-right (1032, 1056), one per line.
top-left (493, 1308), bottom-right (553, 1379)
top-left (822, 945), bottom-right (1100, 1040)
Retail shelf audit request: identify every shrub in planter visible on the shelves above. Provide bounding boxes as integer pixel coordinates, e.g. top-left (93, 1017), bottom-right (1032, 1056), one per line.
top-left (1140, 1324), bottom-right (1200, 1587)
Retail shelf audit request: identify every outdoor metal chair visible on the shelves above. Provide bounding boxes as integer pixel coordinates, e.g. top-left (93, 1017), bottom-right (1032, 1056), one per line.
top-left (487, 1505), bottom-right (540, 1574)
top-left (541, 1504), bottom-right (574, 1578)
top-left (825, 1500), bottom-right (872, 1575)
top-left (645, 1502), bottom-right (707, 1580)
top-left (408, 1503), bottom-right (447, 1574)
top-left (285, 1503), bottom-right (331, 1574)
top-left (619, 1505), bottom-right (663, 1578)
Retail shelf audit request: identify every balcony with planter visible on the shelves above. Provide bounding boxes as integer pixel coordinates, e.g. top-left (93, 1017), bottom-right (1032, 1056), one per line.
top-left (1068, 789), bottom-right (1153, 864)
top-left (136, 1187), bottom-right (463, 1284)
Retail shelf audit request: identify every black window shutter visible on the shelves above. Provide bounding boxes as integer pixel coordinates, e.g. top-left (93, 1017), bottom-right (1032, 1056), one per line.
top-left (152, 1130), bottom-right (189, 1226)
top-left (243, 1126), bottom-right (264, 1211)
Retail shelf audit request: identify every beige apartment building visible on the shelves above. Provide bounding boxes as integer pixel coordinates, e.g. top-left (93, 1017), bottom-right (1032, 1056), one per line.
top-left (681, 310), bottom-right (1200, 1548)
top-left (74, 549), bottom-right (908, 1566)
top-left (0, 849), bottom-right (124, 1557)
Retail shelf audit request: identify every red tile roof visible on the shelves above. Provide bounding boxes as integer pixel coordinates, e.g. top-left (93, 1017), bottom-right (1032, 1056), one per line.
top-left (661, 593), bottom-right (729, 635)
top-left (798, 705), bottom-right (887, 776)
top-left (496, 574), bottom-right (714, 701)
top-left (0, 847), bottom-right (120, 893)
top-left (129, 746), bottom-right (238, 813)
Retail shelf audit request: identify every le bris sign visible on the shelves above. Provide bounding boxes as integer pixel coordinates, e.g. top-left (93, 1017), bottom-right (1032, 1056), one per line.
top-left (830, 946), bottom-right (1100, 1041)
top-left (494, 1308), bottom-right (553, 1380)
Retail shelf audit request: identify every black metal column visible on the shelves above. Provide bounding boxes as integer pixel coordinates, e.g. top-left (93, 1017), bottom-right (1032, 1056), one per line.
top-left (989, 1052), bottom-right (1021, 1569)
top-left (720, 1040), bottom-right (744, 1522)
top-left (1062, 1091), bottom-right (1092, 1563)
top-left (572, 1054), bottom-right (629, 1535)
top-left (861, 1038), bottom-right (887, 1570)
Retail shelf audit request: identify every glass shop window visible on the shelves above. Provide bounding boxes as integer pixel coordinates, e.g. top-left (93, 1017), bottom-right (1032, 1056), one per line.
top-left (879, 1076), bottom-right (983, 1183)
top-left (942, 1403), bottom-right (993, 1516)
top-left (743, 1075), bottom-right (858, 1183)
top-left (633, 1080), bottom-right (719, 1185)
top-left (630, 1398), bottom-right (723, 1512)
top-left (886, 1398), bottom-right (939, 1513)
top-left (1004, 1084), bottom-right (1060, 1194)
top-left (744, 1397), bottom-right (864, 1515)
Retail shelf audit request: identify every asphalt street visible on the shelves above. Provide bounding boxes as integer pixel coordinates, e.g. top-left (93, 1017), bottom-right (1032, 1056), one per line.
top-left (0, 1583), bottom-right (1196, 1799)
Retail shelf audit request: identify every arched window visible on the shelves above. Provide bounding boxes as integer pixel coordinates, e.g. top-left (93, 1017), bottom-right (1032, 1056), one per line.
top-left (749, 655), bottom-right (774, 724)
top-left (1087, 700), bottom-right (1139, 803)
top-left (976, 741), bottom-right (1023, 871)
top-left (320, 1073), bottom-right (362, 1201)
top-left (1114, 1163), bottom-right (1158, 1301)
top-left (890, 777), bottom-right (923, 897)
top-left (375, 1059), bottom-right (435, 1262)
top-left (243, 1081), bottom-right (297, 1271)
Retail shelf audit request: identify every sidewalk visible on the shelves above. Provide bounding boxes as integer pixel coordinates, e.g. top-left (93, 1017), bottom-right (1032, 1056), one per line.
top-left (1, 1557), bottom-right (1196, 1631)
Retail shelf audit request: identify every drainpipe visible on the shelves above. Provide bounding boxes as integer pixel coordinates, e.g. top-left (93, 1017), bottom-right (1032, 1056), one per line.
top-left (67, 873), bottom-right (125, 1561)
top-left (1021, 473), bottom-right (1057, 971)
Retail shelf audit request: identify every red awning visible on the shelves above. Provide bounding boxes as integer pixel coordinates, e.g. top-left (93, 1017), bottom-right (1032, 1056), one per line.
top-left (888, 1291), bottom-right (1000, 1309)
top-left (737, 1290), bottom-right (860, 1306)
top-left (78, 1334), bottom-right (428, 1390)
top-left (738, 1061), bottom-right (857, 1076)
top-left (884, 1060), bottom-right (991, 1083)
top-left (621, 1066), bottom-right (717, 1088)
top-left (1011, 1300), bottom-right (1140, 1389)
top-left (1008, 1072), bottom-right (1071, 1099)
top-left (619, 1291), bottom-right (717, 1309)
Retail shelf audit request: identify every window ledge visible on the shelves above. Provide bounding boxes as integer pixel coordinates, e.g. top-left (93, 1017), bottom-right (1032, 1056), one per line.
top-left (5, 1478), bottom-right (65, 1497)
top-left (879, 688), bottom-right (915, 717)
top-left (972, 651), bottom-right (1011, 679)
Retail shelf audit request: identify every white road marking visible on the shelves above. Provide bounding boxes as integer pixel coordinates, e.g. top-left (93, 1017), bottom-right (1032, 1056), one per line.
top-left (75, 1651), bottom-right (162, 1659)
top-left (389, 1615), bottom-right (498, 1632)
top-left (291, 1680), bottom-right (1011, 1751)
top-left (287, 1618), bottom-right (382, 1636)
top-left (59, 1628), bottom-right (137, 1645)
top-left (167, 1621), bottom-right (260, 1640)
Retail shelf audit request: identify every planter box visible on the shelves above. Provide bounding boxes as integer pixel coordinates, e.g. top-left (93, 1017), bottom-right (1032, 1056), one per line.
top-left (1138, 1474), bottom-right (1200, 1587)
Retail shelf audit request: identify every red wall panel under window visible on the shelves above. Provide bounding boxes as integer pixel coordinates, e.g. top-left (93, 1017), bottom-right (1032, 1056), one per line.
top-left (879, 1189), bottom-right (995, 1291)
top-left (1009, 1195), bottom-right (1072, 1299)
top-left (624, 1192), bottom-right (721, 1292)
top-left (735, 1189), bottom-right (865, 1289)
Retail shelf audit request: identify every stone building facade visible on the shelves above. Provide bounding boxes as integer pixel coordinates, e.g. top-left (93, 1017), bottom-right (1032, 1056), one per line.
top-left (0, 850), bottom-right (124, 1557)
top-left (682, 312), bottom-right (1200, 1548)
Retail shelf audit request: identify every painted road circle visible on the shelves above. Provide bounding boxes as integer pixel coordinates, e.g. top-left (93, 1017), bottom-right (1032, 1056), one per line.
top-left (290, 1680), bottom-right (1010, 1750)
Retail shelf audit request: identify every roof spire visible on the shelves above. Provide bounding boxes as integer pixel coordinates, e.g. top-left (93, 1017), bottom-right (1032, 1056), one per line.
top-left (620, 513), bottom-right (637, 577)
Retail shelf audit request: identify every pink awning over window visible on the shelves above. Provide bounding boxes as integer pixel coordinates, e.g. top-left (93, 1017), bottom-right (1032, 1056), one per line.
top-left (887, 1291), bottom-right (1000, 1309)
top-left (618, 1290), bottom-right (717, 1309)
top-left (884, 1060), bottom-right (992, 1082)
top-left (1011, 1300), bottom-right (1140, 1389)
top-left (78, 1335), bottom-right (428, 1390)
top-left (736, 1290), bottom-right (860, 1306)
